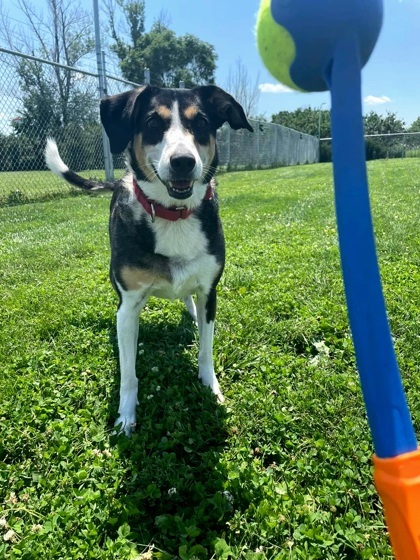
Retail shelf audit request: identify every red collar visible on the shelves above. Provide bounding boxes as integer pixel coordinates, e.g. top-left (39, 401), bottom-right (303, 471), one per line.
top-left (133, 179), bottom-right (213, 222)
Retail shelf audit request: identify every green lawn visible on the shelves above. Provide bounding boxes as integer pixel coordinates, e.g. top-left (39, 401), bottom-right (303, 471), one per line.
top-left (406, 149), bottom-right (420, 158)
top-left (0, 168), bottom-right (126, 206)
top-left (1, 159), bottom-right (420, 559)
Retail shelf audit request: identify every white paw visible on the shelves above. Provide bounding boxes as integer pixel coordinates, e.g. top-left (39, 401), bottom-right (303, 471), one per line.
top-left (113, 415), bottom-right (136, 437)
top-left (199, 369), bottom-right (225, 403)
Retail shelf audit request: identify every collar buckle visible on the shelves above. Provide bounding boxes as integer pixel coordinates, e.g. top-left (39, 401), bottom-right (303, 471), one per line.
top-left (176, 206), bottom-right (187, 219)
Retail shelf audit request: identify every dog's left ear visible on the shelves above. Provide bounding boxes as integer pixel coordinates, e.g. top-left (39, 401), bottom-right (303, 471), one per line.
top-left (100, 86), bottom-right (152, 153)
top-left (195, 85), bottom-right (254, 132)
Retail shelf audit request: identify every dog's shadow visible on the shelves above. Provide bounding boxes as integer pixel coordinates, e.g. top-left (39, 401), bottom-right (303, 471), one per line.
top-left (107, 302), bottom-right (230, 553)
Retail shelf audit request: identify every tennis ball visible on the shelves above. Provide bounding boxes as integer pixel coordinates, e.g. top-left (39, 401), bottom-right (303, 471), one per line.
top-left (257, 0), bottom-right (383, 92)
top-left (256, 0), bottom-right (302, 92)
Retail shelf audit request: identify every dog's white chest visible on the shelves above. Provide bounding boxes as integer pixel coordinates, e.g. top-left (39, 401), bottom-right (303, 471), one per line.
top-left (152, 253), bottom-right (219, 300)
top-left (152, 215), bottom-right (207, 260)
top-left (148, 216), bottom-right (219, 299)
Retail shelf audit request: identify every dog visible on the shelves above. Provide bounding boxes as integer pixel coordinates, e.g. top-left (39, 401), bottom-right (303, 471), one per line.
top-left (45, 85), bottom-right (253, 436)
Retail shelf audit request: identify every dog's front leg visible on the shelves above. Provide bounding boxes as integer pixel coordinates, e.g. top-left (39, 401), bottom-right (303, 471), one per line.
top-left (114, 289), bottom-right (148, 436)
top-left (196, 287), bottom-right (225, 403)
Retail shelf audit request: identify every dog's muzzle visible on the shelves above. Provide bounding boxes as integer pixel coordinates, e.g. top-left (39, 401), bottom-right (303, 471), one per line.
top-left (167, 154), bottom-right (197, 199)
top-left (152, 154), bottom-right (198, 200)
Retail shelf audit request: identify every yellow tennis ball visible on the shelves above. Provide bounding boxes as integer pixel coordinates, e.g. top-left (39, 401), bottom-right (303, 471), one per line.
top-left (256, 0), bottom-right (302, 92)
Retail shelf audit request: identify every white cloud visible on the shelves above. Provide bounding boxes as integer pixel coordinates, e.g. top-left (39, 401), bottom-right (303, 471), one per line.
top-left (259, 83), bottom-right (293, 94)
top-left (364, 95), bottom-right (391, 106)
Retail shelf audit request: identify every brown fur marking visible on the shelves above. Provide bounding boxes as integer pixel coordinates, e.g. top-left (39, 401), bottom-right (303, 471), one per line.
top-left (184, 105), bottom-right (199, 120)
top-left (156, 105), bottom-right (172, 119)
top-left (195, 134), bottom-right (216, 162)
top-left (133, 133), bottom-right (157, 181)
top-left (120, 266), bottom-right (158, 291)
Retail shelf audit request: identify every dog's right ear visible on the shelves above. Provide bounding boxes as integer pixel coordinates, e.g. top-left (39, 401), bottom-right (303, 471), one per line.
top-left (195, 85), bottom-right (254, 132)
top-left (100, 86), bottom-right (152, 154)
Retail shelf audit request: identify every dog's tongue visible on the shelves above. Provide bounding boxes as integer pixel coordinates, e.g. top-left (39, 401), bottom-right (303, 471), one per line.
top-left (172, 180), bottom-right (192, 190)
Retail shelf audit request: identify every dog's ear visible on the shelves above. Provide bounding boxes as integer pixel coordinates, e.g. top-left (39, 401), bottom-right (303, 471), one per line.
top-left (100, 86), bottom-right (152, 154)
top-left (195, 85), bottom-right (254, 132)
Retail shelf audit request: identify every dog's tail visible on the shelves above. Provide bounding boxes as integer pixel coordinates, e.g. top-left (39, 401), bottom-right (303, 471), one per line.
top-left (45, 138), bottom-right (119, 192)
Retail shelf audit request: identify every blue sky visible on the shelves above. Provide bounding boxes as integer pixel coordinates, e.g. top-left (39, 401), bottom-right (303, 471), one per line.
top-left (3, 0), bottom-right (420, 126)
top-left (138, 0), bottom-right (420, 126)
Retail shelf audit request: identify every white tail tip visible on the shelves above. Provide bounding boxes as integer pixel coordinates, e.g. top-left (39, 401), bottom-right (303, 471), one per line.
top-left (45, 138), bottom-right (69, 177)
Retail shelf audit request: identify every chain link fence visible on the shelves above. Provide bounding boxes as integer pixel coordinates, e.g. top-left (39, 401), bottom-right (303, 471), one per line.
top-left (0, 47), bottom-right (128, 205)
top-left (0, 47), bottom-right (319, 206)
top-left (320, 132), bottom-right (420, 162)
top-left (218, 121), bottom-right (318, 170)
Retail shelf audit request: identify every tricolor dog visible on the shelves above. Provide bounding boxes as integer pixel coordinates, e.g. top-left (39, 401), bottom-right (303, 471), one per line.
top-left (45, 85), bottom-right (253, 436)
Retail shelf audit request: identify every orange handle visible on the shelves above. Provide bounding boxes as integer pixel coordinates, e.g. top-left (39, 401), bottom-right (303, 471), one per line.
top-left (373, 449), bottom-right (420, 559)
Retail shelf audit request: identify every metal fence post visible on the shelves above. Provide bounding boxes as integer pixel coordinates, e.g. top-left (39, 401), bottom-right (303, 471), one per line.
top-left (256, 122), bottom-right (260, 168)
top-left (144, 68), bottom-right (150, 85)
top-left (226, 125), bottom-right (231, 170)
top-left (101, 50), bottom-right (114, 179)
top-left (274, 124), bottom-right (278, 165)
top-left (93, 0), bottom-right (113, 181)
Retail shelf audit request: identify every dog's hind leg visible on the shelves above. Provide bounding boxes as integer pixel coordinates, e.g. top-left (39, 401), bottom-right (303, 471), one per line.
top-left (196, 287), bottom-right (224, 403)
top-left (114, 288), bottom-right (149, 436)
top-left (183, 295), bottom-right (198, 324)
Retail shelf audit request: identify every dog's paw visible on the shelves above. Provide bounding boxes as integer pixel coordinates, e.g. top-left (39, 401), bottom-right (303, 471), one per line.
top-left (113, 415), bottom-right (136, 437)
top-left (199, 369), bottom-right (225, 403)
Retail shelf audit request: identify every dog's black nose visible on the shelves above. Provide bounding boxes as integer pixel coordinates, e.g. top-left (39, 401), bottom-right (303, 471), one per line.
top-left (170, 154), bottom-right (196, 175)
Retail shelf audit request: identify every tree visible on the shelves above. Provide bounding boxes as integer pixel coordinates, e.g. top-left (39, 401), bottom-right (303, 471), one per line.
top-left (404, 117), bottom-right (420, 156)
top-left (12, 59), bottom-right (97, 136)
top-left (0, 0), bottom-right (96, 128)
top-left (363, 111), bottom-right (406, 135)
top-left (225, 58), bottom-right (260, 117)
top-left (408, 116), bottom-right (420, 133)
top-left (107, 0), bottom-right (217, 87)
top-left (0, 0), bottom-right (99, 170)
top-left (271, 107), bottom-right (331, 139)
top-left (271, 107), bottom-right (332, 161)
top-left (363, 111), bottom-right (407, 160)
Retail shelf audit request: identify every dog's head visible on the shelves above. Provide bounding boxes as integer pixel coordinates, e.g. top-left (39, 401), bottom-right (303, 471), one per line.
top-left (100, 85), bottom-right (253, 207)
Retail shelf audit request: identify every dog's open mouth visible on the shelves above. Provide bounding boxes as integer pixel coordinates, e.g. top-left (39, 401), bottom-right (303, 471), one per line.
top-left (167, 180), bottom-right (194, 199)
top-left (151, 164), bottom-right (194, 200)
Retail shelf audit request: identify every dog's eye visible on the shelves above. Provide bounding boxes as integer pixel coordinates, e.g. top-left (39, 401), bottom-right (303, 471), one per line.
top-left (195, 116), bottom-right (209, 129)
top-left (147, 116), bottom-right (161, 129)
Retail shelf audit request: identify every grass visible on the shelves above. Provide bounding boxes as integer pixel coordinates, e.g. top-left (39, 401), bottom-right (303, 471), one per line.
top-left (1, 158), bottom-right (420, 559)
top-left (0, 168), bottom-right (126, 206)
